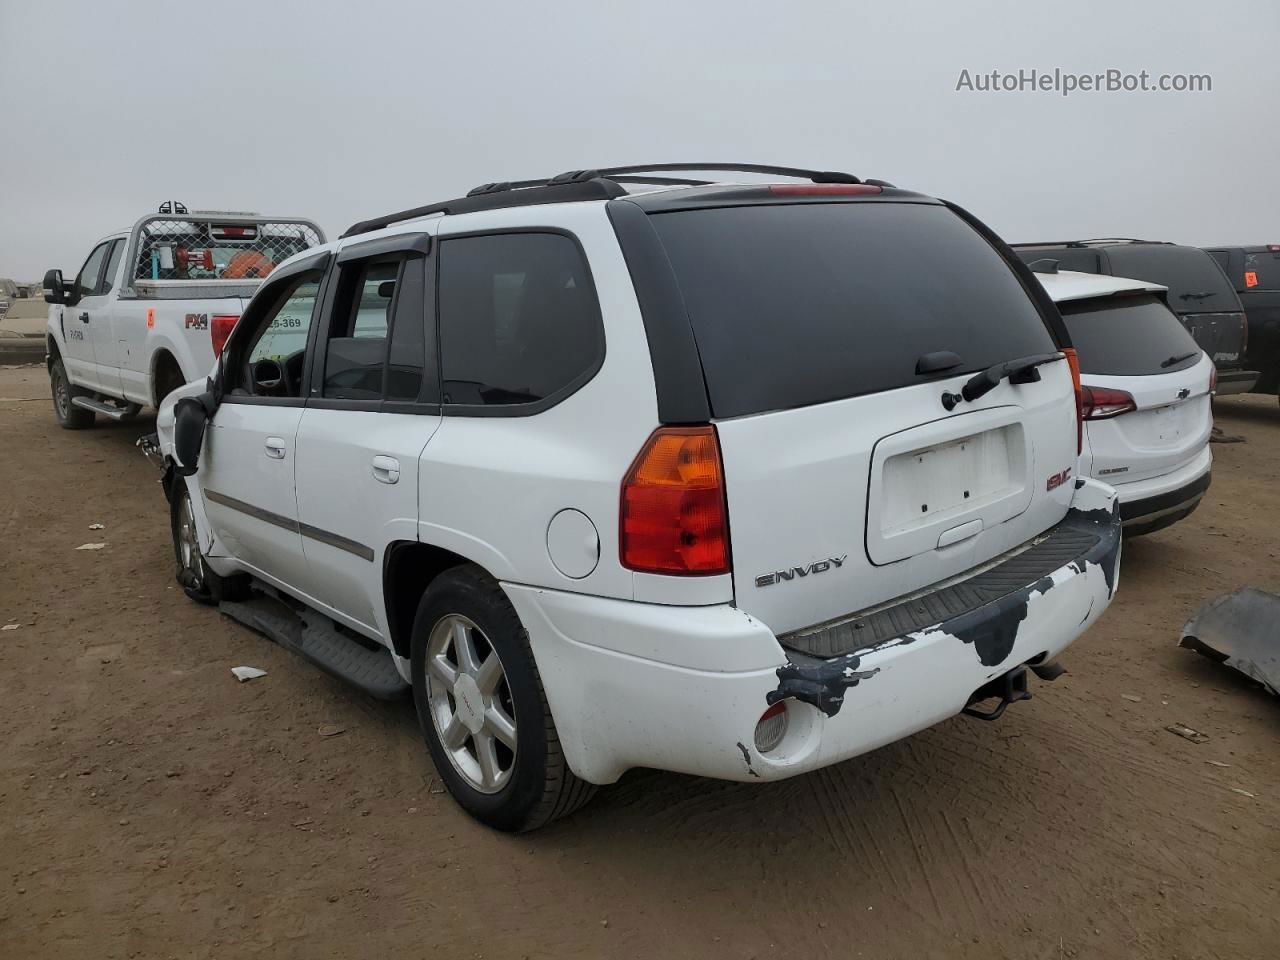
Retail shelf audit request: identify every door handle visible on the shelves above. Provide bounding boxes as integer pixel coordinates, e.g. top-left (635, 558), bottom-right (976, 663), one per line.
top-left (79, 312), bottom-right (90, 323)
top-left (264, 437), bottom-right (287, 459)
top-left (371, 455), bottom-right (400, 484)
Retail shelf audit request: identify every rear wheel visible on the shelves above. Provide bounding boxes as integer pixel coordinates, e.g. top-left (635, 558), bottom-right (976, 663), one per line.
top-left (49, 356), bottom-right (95, 430)
top-left (410, 565), bottom-right (595, 831)
top-left (154, 357), bottom-right (185, 408)
top-left (170, 484), bottom-right (249, 605)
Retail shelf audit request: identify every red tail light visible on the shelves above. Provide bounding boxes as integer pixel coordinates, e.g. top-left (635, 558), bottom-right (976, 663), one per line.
top-left (211, 314), bottom-right (240, 358)
top-left (620, 426), bottom-right (730, 575)
top-left (1081, 385), bottom-right (1137, 420)
top-left (1062, 348), bottom-right (1084, 452)
top-left (767, 184), bottom-right (882, 196)
top-left (1209, 366), bottom-right (1218, 394)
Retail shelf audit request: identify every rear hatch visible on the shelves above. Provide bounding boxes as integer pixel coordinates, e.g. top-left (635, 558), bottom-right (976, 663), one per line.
top-left (1105, 245), bottom-right (1248, 370)
top-left (647, 200), bottom-right (1078, 635)
top-left (1062, 293), bottom-right (1213, 484)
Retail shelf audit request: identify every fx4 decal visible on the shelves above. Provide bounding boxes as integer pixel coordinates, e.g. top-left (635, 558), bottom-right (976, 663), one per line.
top-left (756, 556), bottom-right (847, 588)
top-left (184, 313), bottom-right (209, 331)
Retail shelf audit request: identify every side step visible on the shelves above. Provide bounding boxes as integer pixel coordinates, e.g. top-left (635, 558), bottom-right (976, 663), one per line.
top-left (71, 395), bottom-right (127, 420)
top-left (220, 593), bottom-right (410, 700)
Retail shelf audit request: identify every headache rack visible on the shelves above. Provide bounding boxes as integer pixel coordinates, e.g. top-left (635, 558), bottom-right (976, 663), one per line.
top-left (341, 162), bottom-right (884, 237)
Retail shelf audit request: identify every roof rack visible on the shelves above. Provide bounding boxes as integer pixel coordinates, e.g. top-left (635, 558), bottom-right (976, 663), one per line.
top-left (342, 162), bottom-right (865, 237)
top-left (1011, 238), bottom-right (1166, 249)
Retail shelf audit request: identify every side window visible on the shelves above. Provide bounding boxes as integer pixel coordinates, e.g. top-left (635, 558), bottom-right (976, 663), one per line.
top-left (100, 240), bottom-right (125, 295)
top-left (238, 274), bottom-right (323, 399)
top-left (318, 255), bottom-right (431, 403)
top-left (438, 233), bottom-right (603, 409)
top-left (75, 242), bottom-right (111, 299)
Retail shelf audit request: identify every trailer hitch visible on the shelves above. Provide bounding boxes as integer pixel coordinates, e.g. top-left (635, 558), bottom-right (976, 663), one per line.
top-left (962, 666), bottom-right (1032, 721)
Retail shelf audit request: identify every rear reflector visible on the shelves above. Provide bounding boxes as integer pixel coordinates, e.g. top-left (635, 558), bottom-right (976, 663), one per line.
top-left (211, 314), bottom-right (240, 358)
top-left (620, 426), bottom-right (730, 575)
top-left (1062, 348), bottom-right (1084, 452)
top-left (754, 701), bottom-right (788, 754)
top-left (1081, 385), bottom-right (1137, 420)
top-left (767, 184), bottom-right (882, 196)
top-left (1210, 366), bottom-right (1218, 394)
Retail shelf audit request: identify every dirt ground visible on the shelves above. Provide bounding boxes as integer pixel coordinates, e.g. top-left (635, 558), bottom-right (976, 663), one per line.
top-left (1, 363), bottom-right (1278, 960)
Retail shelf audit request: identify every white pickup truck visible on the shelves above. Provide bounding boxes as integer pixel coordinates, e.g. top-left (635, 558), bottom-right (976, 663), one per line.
top-left (43, 203), bottom-right (323, 428)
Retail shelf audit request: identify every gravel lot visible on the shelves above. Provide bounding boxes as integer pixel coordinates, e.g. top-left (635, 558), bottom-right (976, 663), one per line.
top-left (1, 363), bottom-right (1278, 959)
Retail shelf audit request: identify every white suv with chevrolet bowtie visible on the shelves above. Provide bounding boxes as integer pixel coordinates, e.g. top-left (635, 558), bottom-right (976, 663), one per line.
top-left (152, 163), bottom-right (1122, 830)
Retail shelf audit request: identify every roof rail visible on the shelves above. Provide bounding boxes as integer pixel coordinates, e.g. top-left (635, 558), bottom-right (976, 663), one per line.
top-left (1011, 238), bottom-right (1165, 249)
top-left (343, 162), bottom-right (865, 238)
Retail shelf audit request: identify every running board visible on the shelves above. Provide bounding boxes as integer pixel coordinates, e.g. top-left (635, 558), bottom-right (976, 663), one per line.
top-left (70, 396), bottom-right (127, 420)
top-left (219, 593), bottom-right (409, 700)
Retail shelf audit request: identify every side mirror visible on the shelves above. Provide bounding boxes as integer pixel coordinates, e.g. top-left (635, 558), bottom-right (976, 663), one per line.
top-left (251, 357), bottom-right (284, 394)
top-left (43, 269), bottom-right (65, 304)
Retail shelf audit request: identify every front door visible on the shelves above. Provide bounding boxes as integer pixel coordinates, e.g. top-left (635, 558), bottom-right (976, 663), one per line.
top-left (200, 270), bottom-right (326, 592)
top-left (60, 240), bottom-right (111, 388)
top-left (293, 244), bottom-right (439, 637)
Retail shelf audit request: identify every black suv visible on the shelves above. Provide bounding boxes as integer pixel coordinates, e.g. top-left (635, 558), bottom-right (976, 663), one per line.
top-left (1202, 245), bottom-right (1280, 398)
top-left (1013, 240), bottom-right (1258, 395)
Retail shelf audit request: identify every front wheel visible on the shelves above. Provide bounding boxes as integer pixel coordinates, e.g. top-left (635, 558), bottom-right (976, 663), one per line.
top-left (49, 357), bottom-right (95, 430)
top-left (169, 484), bottom-right (249, 605)
top-left (410, 565), bottom-right (595, 831)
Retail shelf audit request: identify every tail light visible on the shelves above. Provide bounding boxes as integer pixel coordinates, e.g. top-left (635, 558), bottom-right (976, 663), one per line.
top-left (1081, 385), bottom-right (1137, 420)
top-left (1062, 348), bottom-right (1084, 452)
top-left (211, 314), bottom-right (240, 358)
top-left (620, 426), bottom-right (730, 575)
top-left (1210, 366), bottom-right (1218, 394)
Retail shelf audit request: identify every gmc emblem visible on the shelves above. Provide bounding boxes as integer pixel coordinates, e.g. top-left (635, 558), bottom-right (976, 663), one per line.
top-left (1046, 468), bottom-right (1072, 492)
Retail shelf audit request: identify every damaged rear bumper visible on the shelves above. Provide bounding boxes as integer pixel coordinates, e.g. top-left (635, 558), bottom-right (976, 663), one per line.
top-left (503, 478), bottom-right (1121, 786)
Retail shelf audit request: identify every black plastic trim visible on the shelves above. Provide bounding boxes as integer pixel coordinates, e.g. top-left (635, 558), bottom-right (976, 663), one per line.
top-left (337, 232), bottom-right (432, 263)
top-left (605, 199), bottom-right (711, 424)
top-left (204, 489), bottom-right (374, 561)
top-left (1119, 469), bottom-right (1211, 524)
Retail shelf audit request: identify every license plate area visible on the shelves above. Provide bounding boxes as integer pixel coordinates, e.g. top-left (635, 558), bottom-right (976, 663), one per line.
top-left (867, 409), bottom-right (1032, 566)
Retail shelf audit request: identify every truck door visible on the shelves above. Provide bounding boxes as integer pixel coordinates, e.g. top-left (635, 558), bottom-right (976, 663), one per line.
top-left (60, 240), bottom-right (111, 388)
top-left (293, 238), bottom-right (437, 638)
top-left (91, 239), bottom-right (127, 396)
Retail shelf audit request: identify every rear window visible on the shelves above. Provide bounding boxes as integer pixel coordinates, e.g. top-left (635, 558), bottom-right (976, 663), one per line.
top-left (133, 217), bottom-right (323, 283)
top-left (649, 202), bottom-right (1055, 418)
top-left (1105, 246), bottom-right (1240, 315)
top-left (1242, 249), bottom-right (1280, 291)
top-left (1059, 294), bottom-right (1201, 376)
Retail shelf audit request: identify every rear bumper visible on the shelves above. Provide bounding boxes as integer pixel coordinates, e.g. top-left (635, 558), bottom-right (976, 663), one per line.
top-left (504, 478), bottom-right (1121, 786)
top-left (1108, 446), bottom-right (1211, 532)
top-left (1214, 369), bottom-right (1259, 396)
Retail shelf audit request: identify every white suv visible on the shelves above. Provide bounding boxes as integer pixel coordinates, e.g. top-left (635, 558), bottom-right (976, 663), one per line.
top-left (153, 164), bottom-right (1123, 830)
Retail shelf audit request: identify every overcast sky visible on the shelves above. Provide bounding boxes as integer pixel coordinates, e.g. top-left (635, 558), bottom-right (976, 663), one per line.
top-left (2, 0), bottom-right (1278, 279)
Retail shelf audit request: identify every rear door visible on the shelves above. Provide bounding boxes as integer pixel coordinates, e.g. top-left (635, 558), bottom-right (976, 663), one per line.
top-left (1062, 293), bottom-right (1212, 483)
top-left (647, 200), bottom-right (1077, 635)
top-left (293, 234), bottom-right (439, 637)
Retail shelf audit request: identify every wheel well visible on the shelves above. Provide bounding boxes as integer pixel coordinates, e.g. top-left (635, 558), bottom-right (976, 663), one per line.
top-left (151, 350), bottom-right (182, 406)
top-left (46, 336), bottom-right (60, 368)
top-left (383, 542), bottom-right (473, 659)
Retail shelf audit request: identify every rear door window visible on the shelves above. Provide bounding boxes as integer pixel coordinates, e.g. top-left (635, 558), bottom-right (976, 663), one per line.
top-left (649, 202), bottom-right (1055, 419)
top-left (438, 232), bottom-right (604, 409)
top-left (1105, 246), bottom-right (1240, 314)
top-left (1058, 294), bottom-right (1201, 375)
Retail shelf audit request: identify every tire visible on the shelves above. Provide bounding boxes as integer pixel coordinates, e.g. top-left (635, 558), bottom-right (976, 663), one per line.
top-left (154, 359), bottom-right (185, 409)
top-left (410, 565), bottom-right (596, 831)
top-left (49, 356), bottom-right (95, 430)
top-left (169, 483), bottom-right (250, 605)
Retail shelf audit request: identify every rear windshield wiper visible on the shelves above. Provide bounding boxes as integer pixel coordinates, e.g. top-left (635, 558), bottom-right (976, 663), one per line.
top-left (1179, 291), bottom-right (1214, 301)
top-left (1161, 351), bottom-right (1199, 368)
top-left (942, 352), bottom-right (1061, 411)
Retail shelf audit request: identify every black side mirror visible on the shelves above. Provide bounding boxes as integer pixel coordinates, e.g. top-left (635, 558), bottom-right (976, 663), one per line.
top-left (43, 269), bottom-right (65, 304)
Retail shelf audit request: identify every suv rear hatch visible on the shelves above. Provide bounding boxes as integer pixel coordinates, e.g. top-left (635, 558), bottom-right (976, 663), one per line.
top-left (1104, 245), bottom-right (1249, 370)
top-left (645, 199), bottom-right (1078, 635)
top-left (1061, 293), bottom-right (1212, 484)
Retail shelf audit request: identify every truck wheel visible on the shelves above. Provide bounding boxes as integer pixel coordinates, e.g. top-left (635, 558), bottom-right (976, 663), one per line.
top-left (49, 356), bottom-right (95, 430)
top-left (170, 484), bottom-right (249, 605)
top-left (410, 565), bottom-right (596, 831)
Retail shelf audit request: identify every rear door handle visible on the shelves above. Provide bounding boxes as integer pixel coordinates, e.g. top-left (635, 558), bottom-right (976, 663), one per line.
top-left (79, 312), bottom-right (90, 323)
top-left (264, 437), bottom-right (287, 459)
top-left (371, 455), bottom-right (400, 484)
